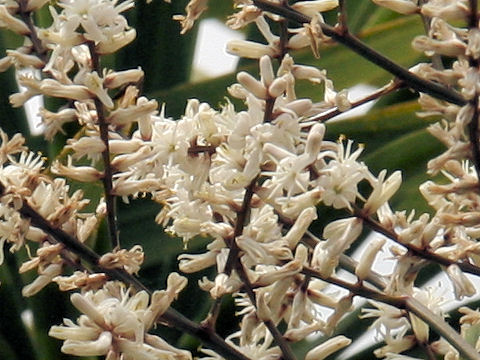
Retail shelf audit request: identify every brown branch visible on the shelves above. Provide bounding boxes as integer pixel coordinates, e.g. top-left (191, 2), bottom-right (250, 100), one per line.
top-left (353, 207), bottom-right (480, 277)
top-left (188, 145), bottom-right (216, 155)
top-left (87, 42), bottom-right (120, 249)
top-left (200, 297), bottom-right (223, 330)
top-left (337, 0), bottom-right (348, 35)
top-left (222, 178), bottom-right (298, 360)
top-left (305, 80), bottom-right (404, 124)
top-left (252, 0), bottom-right (467, 106)
top-left (18, 0), bottom-right (48, 63)
top-left (468, 98), bottom-right (480, 182)
top-left (224, 179), bottom-right (256, 276)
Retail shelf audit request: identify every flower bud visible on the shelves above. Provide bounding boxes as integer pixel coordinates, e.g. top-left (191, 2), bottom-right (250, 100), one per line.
top-left (372, 0), bottom-right (418, 15)
top-left (0, 6), bottom-right (30, 35)
top-left (446, 264), bottom-right (476, 300)
top-left (467, 28), bottom-right (480, 60)
top-left (61, 331), bottom-right (112, 356)
top-left (104, 68), bottom-right (144, 89)
top-left (413, 36), bottom-right (466, 57)
top-left (237, 71), bottom-right (268, 99)
top-left (6, 50), bottom-right (44, 68)
top-left (410, 313), bottom-right (429, 343)
top-left (259, 55), bottom-right (275, 87)
top-left (305, 335), bottom-right (351, 360)
top-left (51, 159), bottom-right (103, 182)
top-left (226, 40), bottom-right (277, 59)
top-left (256, 291), bottom-right (272, 321)
top-left (96, 29), bottom-right (137, 54)
top-left (70, 293), bottom-right (106, 328)
top-left (22, 263), bottom-right (62, 296)
top-left (355, 237), bottom-right (385, 281)
top-left (83, 72), bottom-right (114, 109)
top-left (283, 207), bottom-right (317, 248)
top-left (268, 76), bottom-right (287, 98)
top-left (291, 0), bottom-right (339, 17)
top-left (40, 79), bottom-right (92, 101)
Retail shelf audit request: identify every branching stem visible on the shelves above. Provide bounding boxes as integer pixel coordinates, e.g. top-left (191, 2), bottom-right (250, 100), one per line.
top-left (304, 80), bottom-right (404, 124)
top-left (302, 265), bottom-right (480, 360)
top-left (354, 207), bottom-right (480, 276)
top-left (252, 0), bottom-right (467, 106)
top-left (18, 0), bottom-right (48, 63)
top-left (223, 178), bottom-right (298, 360)
top-left (87, 42), bottom-right (120, 249)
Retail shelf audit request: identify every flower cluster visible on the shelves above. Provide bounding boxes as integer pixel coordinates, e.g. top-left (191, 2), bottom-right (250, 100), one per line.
top-left (0, 129), bottom-right (101, 296)
top-left (49, 275), bottom-right (190, 360)
top-left (1, 0), bottom-right (480, 360)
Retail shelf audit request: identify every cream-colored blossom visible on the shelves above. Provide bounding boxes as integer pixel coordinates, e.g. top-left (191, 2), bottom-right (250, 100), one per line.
top-left (99, 245), bottom-right (144, 275)
top-left (49, 277), bottom-right (189, 359)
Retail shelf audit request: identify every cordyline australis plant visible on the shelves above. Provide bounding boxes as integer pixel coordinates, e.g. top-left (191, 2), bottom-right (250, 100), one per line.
top-left (3, 0), bottom-right (480, 359)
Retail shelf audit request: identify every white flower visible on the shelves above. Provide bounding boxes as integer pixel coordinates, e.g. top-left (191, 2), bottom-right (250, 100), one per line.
top-left (291, 0), bottom-right (339, 17)
top-left (360, 300), bottom-right (410, 337)
top-left (59, 0), bottom-right (134, 44)
top-left (318, 140), bottom-right (367, 210)
top-left (49, 277), bottom-right (190, 359)
top-left (363, 170), bottom-right (402, 216)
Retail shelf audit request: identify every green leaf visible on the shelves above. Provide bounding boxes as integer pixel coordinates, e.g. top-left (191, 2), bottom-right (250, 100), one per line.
top-left (362, 129), bottom-right (443, 213)
top-left (117, 0), bottom-right (197, 93)
top-left (345, 1), bottom-right (399, 34)
top-left (0, 254), bottom-right (36, 360)
top-left (324, 100), bottom-right (435, 150)
top-left (25, 284), bottom-right (73, 360)
top-left (204, 0), bottom-right (235, 20)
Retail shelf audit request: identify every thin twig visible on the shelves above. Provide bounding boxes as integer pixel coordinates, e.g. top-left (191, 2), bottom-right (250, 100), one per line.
top-left (304, 230), bottom-right (389, 290)
top-left (337, 0), bottom-right (348, 34)
top-left (221, 72), bottom-right (302, 357)
top-left (291, 234), bottom-right (475, 359)
top-left (353, 207), bottom-right (480, 277)
top-left (200, 297), bottom-right (223, 330)
top-left (252, 0), bottom-right (467, 106)
top-left (223, 179), bottom-right (298, 360)
top-left (468, 98), bottom-right (480, 180)
top-left (417, 0), bottom-right (443, 70)
top-left (18, 0), bottom-right (48, 63)
top-left (87, 42), bottom-right (120, 249)
top-left (469, 0), bottom-right (478, 29)
top-left (224, 179), bottom-right (256, 276)
top-left (304, 80), bottom-right (404, 124)
top-left (235, 256), bottom-right (298, 360)
top-left (188, 145), bottom-right (216, 155)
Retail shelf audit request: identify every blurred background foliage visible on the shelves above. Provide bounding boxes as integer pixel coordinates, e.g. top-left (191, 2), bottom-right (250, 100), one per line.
top-left (0, 1), bottom-right (455, 359)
